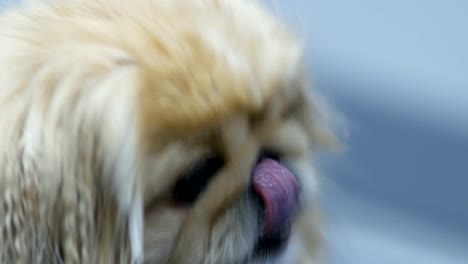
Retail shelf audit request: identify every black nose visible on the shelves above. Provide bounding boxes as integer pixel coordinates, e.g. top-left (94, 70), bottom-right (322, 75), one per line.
top-left (257, 149), bottom-right (280, 163)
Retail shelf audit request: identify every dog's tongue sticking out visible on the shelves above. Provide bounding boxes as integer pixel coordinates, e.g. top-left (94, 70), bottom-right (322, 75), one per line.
top-left (252, 158), bottom-right (300, 237)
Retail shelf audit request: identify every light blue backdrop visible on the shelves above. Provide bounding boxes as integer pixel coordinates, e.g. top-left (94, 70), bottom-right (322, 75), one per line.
top-left (257, 0), bottom-right (468, 263)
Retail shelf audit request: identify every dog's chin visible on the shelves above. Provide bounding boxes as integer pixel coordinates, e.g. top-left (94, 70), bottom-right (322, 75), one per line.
top-left (215, 194), bottom-right (295, 264)
top-left (234, 192), bottom-right (298, 264)
top-left (249, 213), bottom-right (294, 264)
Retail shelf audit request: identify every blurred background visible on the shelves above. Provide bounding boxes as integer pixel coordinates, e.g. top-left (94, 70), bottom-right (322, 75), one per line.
top-left (258, 0), bottom-right (468, 263)
top-left (2, 0), bottom-right (467, 263)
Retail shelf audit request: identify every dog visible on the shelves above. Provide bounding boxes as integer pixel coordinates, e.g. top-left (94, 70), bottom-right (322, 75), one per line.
top-left (0, 0), bottom-right (337, 263)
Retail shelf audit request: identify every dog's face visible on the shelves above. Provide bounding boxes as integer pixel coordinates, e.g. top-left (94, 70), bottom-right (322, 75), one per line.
top-left (140, 80), bottom-right (325, 264)
top-left (0, 0), bottom-right (335, 263)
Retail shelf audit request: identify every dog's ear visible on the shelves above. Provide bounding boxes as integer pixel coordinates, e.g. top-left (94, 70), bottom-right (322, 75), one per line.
top-left (87, 59), bottom-right (144, 264)
top-left (70, 58), bottom-right (144, 263)
top-left (12, 43), bottom-right (145, 262)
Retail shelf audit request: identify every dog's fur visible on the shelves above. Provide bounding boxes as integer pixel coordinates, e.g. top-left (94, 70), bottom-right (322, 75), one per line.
top-left (0, 0), bottom-right (336, 263)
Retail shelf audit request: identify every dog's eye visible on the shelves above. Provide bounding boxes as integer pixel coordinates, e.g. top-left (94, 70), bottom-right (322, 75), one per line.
top-left (172, 154), bottom-right (224, 205)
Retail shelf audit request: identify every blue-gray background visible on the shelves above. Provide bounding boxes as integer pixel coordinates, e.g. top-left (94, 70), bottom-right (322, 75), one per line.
top-left (2, 0), bottom-right (467, 263)
top-left (257, 0), bottom-right (468, 263)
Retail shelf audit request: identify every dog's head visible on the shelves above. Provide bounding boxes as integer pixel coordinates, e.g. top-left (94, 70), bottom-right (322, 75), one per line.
top-left (0, 0), bottom-right (336, 263)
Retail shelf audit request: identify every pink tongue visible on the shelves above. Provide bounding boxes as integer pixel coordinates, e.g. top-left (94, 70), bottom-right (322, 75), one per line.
top-left (252, 158), bottom-right (300, 237)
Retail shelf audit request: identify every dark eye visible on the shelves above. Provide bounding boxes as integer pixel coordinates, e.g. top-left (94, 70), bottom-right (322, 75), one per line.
top-left (172, 154), bottom-right (224, 206)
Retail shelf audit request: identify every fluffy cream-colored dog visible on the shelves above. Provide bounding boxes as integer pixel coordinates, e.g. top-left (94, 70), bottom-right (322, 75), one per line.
top-left (0, 0), bottom-right (336, 263)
